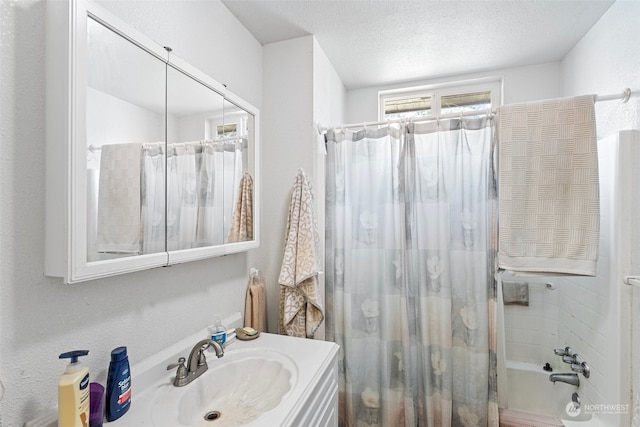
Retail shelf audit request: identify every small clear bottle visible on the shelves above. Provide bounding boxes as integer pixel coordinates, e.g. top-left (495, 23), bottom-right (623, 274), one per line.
top-left (208, 316), bottom-right (226, 351)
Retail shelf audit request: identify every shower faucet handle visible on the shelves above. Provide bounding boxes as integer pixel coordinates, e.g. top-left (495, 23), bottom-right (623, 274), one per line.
top-left (571, 361), bottom-right (591, 378)
top-left (562, 354), bottom-right (579, 364)
top-left (553, 346), bottom-right (575, 357)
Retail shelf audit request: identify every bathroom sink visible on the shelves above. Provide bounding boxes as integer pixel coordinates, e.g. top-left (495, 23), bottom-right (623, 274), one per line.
top-left (150, 349), bottom-right (298, 427)
top-left (25, 318), bottom-right (339, 427)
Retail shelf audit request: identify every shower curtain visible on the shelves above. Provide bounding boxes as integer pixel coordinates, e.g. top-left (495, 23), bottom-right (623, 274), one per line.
top-left (325, 117), bottom-right (498, 426)
top-left (165, 140), bottom-right (246, 250)
top-left (120, 140), bottom-right (245, 253)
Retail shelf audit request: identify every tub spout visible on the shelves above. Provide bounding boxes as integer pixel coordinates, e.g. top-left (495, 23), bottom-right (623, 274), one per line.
top-left (549, 372), bottom-right (580, 387)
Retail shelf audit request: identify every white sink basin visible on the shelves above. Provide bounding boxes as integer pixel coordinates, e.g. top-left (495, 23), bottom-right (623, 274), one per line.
top-left (150, 349), bottom-right (298, 427)
top-left (25, 315), bottom-right (339, 427)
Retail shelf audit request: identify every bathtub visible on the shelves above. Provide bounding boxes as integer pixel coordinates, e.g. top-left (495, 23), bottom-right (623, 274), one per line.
top-left (500, 361), bottom-right (595, 426)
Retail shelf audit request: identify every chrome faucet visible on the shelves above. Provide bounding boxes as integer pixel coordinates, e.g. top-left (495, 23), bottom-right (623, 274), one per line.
top-left (549, 372), bottom-right (580, 387)
top-left (167, 339), bottom-right (224, 387)
top-left (554, 346), bottom-right (575, 358)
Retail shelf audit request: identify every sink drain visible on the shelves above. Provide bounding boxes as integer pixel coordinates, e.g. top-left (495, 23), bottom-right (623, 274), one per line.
top-left (204, 411), bottom-right (222, 422)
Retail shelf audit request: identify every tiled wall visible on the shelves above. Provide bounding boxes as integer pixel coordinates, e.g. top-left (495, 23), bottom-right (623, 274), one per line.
top-left (502, 276), bottom-right (560, 365)
top-left (631, 135), bottom-right (640, 427)
top-left (502, 134), bottom-right (635, 426)
top-left (556, 134), bottom-right (634, 426)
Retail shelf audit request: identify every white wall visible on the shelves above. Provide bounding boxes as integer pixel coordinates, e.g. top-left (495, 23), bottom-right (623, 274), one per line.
top-left (345, 61), bottom-right (562, 123)
top-left (313, 38), bottom-right (347, 129)
top-left (561, 0), bottom-right (640, 140)
top-left (254, 36), bottom-right (315, 334)
top-left (0, 1), bottom-right (261, 425)
top-left (551, 134), bottom-right (632, 426)
top-left (312, 38), bottom-right (347, 340)
top-left (253, 35), bottom-right (346, 336)
top-left (558, 1), bottom-right (640, 424)
top-left (87, 88), bottom-right (165, 149)
top-left (501, 276), bottom-right (560, 364)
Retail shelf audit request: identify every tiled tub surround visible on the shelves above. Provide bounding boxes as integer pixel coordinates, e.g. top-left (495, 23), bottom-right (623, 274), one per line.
top-left (499, 360), bottom-right (591, 427)
top-left (501, 132), bottom-right (638, 427)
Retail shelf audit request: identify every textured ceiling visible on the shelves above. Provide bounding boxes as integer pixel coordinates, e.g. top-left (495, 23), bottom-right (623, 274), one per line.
top-left (222, 0), bottom-right (614, 89)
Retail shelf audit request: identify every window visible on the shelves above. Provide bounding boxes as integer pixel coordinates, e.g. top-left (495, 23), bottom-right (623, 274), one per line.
top-left (217, 123), bottom-right (238, 139)
top-left (379, 79), bottom-right (502, 121)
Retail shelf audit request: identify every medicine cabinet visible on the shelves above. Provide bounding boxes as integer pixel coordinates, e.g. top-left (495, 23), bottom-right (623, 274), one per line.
top-left (45, 0), bottom-right (260, 283)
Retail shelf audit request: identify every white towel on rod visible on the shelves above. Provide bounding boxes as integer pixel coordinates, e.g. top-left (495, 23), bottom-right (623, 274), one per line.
top-left (96, 143), bottom-right (143, 254)
top-left (497, 95), bottom-right (600, 276)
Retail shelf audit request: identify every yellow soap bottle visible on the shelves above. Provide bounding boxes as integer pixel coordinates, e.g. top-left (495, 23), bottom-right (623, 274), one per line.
top-left (58, 350), bottom-right (90, 427)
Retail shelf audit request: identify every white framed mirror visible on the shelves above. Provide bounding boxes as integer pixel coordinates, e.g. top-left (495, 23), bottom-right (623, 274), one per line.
top-left (45, 0), bottom-right (259, 283)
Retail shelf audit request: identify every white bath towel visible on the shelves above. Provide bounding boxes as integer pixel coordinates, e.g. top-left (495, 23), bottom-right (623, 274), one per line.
top-left (278, 169), bottom-right (324, 338)
top-left (96, 143), bottom-right (143, 254)
top-left (227, 172), bottom-right (254, 243)
top-left (497, 95), bottom-right (599, 276)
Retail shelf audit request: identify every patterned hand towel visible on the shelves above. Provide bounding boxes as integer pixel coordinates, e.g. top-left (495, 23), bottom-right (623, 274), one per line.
top-left (278, 169), bottom-right (324, 338)
top-left (227, 172), bottom-right (254, 243)
top-left (497, 95), bottom-right (599, 276)
top-left (96, 143), bottom-right (143, 254)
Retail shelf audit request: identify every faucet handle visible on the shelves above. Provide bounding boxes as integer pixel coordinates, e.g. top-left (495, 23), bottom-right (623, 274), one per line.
top-left (167, 356), bottom-right (186, 370)
top-left (167, 357), bottom-right (188, 378)
top-left (554, 346), bottom-right (575, 357)
top-left (571, 361), bottom-right (591, 378)
top-left (562, 354), bottom-right (578, 364)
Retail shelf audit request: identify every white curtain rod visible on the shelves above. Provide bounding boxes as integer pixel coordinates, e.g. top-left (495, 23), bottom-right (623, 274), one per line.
top-left (88, 136), bottom-right (247, 152)
top-left (318, 88), bottom-right (633, 134)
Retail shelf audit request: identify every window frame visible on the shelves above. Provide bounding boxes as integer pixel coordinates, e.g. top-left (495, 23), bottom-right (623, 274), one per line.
top-left (378, 78), bottom-right (503, 121)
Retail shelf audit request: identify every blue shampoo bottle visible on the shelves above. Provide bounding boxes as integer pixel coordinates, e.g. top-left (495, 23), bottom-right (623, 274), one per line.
top-left (105, 346), bottom-right (131, 421)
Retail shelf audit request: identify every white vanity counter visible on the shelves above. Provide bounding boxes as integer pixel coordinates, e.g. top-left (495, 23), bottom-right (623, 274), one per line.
top-left (27, 321), bottom-right (339, 427)
top-left (116, 332), bottom-right (339, 427)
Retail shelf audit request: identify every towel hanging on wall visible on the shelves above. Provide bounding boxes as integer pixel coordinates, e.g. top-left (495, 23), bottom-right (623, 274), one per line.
top-left (496, 95), bottom-right (600, 276)
top-left (278, 169), bottom-right (324, 338)
top-left (244, 268), bottom-right (267, 332)
top-left (226, 172), bottom-right (254, 243)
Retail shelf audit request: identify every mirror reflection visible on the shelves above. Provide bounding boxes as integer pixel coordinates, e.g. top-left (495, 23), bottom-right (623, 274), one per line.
top-left (165, 68), bottom-right (254, 249)
top-left (166, 65), bottom-right (227, 249)
top-left (86, 16), bottom-right (166, 262)
top-left (223, 99), bottom-right (254, 243)
top-left (86, 17), bottom-right (255, 264)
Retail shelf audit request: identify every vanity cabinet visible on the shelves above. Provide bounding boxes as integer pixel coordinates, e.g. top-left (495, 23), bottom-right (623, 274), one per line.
top-left (45, 0), bottom-right (259, 283)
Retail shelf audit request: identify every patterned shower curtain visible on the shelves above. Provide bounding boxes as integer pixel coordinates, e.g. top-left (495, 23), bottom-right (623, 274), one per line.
top-left (325, 117), bottom-right (498, 427)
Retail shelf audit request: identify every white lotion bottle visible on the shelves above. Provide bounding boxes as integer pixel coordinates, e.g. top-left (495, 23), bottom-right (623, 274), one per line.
top-left (58, 350), bottom-right (90, 427)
